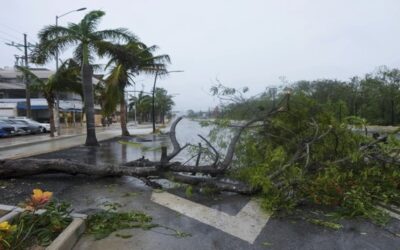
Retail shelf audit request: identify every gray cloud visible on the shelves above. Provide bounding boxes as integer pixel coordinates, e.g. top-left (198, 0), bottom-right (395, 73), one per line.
top-left (1, 0), bottom-right (399, 111)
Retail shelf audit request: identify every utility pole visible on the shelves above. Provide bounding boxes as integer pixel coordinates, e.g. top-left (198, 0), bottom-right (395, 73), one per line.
top-left (151, 70), bottom-right (183, 133)
top-left (6, 36), bottom-right (34, 118)
top-left (133, 83), bottom-right (137, 125)
top-left (54, 7), bottom-right (86, 135)
top-left (24, 33), bottom-right (31, 118)
top-left (152, 71), bottom-right (159, 133)
top-left (55, 15), bottom-right (60, 135)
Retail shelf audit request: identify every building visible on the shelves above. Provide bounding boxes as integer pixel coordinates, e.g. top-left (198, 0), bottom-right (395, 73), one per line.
top-left (0, 66), bottom-right (102, 125)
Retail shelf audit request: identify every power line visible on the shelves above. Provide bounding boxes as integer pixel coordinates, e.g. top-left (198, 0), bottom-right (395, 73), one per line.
top-left (0, 36), bottom-right (13, 43)
top-left (0, 22), bottom-right (23, 35)
top-left (0, 29), bottom-right (21, 41)
top-left (4, 33), bottom-right (33, 117)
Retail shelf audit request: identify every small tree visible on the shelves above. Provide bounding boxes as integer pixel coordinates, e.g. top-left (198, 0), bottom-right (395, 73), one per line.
top-left (17, 60), bottom-right (81, 137)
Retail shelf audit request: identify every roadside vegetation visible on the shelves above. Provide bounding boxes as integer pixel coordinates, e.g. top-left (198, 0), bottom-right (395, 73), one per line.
top-left (127, 88), bottom-right (175, 125)
top-left (0, 190), bottom-right (190, 249)
top-left (215, 66), bottom-right (400, 126)
top-left (203, 76), bottom-right (400, 224)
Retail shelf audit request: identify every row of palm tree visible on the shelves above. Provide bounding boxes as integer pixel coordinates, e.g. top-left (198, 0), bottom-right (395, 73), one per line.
top-left (100, 42), bottom-right (170, 135)
top-left (27, 10), bottom-right (170, 145)
top-left (128, 88), bottom-right (175, 124)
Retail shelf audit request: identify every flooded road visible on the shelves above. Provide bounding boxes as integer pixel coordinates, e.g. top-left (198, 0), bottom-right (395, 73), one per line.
top-left (34, 118), bottom-right (215, 165)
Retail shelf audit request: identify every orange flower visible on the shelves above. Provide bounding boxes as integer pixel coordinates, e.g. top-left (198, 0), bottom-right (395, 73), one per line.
top-left (30, 189), bottom-right (53, 207)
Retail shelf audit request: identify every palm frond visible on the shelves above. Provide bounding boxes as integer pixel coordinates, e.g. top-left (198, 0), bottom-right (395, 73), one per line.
top-left (93, 28), bottom-right (137, 43)
top-left (31, 35), bottom-right (79, 64)
top-left (15, 66), bottom-right (45, 86)
top-left (52, 59), bottom-right (82, 96)
top-left (80, 10), bottom-right (106, 34)
top-left (105, 64), bottom-right (128, 89)
top-left (38, 25), bottom-right (77, 41)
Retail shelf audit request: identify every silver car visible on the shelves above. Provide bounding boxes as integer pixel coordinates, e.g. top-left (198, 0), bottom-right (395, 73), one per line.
top-left (0, 119), bottom-right (30, 135)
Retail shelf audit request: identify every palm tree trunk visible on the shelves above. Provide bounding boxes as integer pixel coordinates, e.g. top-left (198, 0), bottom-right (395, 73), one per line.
top-left (48, 101), bottom-right (55, 138)
top-left (82, 63), bottom-right (99, 146)
top-left (120, 93), bottom-right (130, 136)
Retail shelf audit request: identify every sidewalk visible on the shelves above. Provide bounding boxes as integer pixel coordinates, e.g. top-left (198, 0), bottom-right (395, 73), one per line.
top-left (0, 124), bottom-right (155, 160)
top-left (0, 123), bottom-right (125, 150)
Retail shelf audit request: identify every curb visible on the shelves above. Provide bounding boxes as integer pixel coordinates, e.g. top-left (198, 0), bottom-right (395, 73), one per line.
top-left (0, 204), bottom-right (87, 250)
top-left (376, 204), bottom-right (400, 221)
top-left (0, 134), bottom-right (84, 151)
top-left (47, 217), bottom-right (86, 250)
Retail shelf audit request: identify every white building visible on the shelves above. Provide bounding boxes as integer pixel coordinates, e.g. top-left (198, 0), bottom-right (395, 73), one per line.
top-left (0, 67), bottom-right (101, 124)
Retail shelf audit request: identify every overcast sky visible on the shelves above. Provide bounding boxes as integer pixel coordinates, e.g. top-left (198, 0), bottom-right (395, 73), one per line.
top-left (1, 0), bottom-right (399, 111)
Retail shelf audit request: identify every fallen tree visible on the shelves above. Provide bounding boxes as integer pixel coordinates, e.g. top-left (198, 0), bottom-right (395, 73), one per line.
top-left (1, 91), bottom-right (399, 223)
top-left (209, 86), bottom-right (400, 223)
top-left (0, 115), bottom-right (276, 195)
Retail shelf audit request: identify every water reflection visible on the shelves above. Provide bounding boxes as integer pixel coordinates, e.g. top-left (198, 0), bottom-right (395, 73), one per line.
top-left (36, 118), bottom-right (214, 166)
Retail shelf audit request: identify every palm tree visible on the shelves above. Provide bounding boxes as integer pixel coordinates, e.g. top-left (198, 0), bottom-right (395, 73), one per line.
top-left (154, 87), bottom-right (175, 124)
top-left (33, 10), bottom-right (135, 146)
top-left (17, 60), bottom-right (81, 137)
top-left (128, 91), bottom-right (152, 123)
top-left (101, 42), bottom-right (170, 135)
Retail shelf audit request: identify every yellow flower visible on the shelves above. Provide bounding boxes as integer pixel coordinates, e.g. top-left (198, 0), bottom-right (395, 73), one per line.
top-left (0, 221), bottom-right (12, 232)
top-left (31, 189), bottom-right (53, 206)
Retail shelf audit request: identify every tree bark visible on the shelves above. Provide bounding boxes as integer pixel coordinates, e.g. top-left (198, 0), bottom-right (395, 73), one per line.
top-left (120, 93), bottom-right (130, 136)
top-left (48, 100), bottom-right (55, 138)
top-left (82, 63), bottom-right (99, 146)
top-left (0, 158), bottom-right (255, 195)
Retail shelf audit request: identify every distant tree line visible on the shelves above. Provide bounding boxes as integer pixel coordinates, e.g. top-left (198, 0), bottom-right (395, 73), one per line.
top-left (186, 107), bottom-right (220, 119)
top-left (219, 66), bottom-right (400, 125)
top-left (127, 88), bottom-right (174, 124)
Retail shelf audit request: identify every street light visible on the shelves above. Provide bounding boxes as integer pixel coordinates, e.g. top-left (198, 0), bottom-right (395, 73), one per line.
top-left (152, 70), bottom-right (183, 133)
top-left (55, 7), bottom-right (86, 70)
top-left (55, 7), bottom-right (86, 135)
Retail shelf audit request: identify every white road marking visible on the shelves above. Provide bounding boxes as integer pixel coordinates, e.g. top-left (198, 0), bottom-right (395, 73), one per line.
top-left (151, 191), bottom-right (270, 244)
top-left (376, 205), bottom-right (400, 220)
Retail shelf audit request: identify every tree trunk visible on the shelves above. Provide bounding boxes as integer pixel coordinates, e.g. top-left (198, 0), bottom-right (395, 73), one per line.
top-left (120, 93), bottom-right (130, 136)
top-left (48, 101), bottom-right (55, 138)
top-left (82, 63), bottom-right (99, 146)
top-left (391, 99), bottom-right (395, 125)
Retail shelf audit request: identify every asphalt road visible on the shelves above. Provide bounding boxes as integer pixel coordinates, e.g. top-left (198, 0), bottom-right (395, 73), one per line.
top-left (0, 137), bottom-right (399, 249)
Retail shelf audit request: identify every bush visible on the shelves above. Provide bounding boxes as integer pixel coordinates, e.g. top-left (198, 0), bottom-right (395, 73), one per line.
top-left (222, 93), bottom-right (400, 222)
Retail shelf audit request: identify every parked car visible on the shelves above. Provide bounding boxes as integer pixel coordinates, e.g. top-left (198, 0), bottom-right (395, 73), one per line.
top-left (10, 120), bottom-right (42, 134)
top-left (10, 117), bottom-right (51, 133)
top-left (0, 121), bottom-right (16, 137)
top-left (0, 119), bottom-right (30, 135)
top-left (0, 129), bottom-right (8, 137)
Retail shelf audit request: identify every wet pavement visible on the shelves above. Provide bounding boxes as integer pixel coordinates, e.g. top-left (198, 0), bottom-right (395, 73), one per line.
top-left (2, 172), bottom-right (399, 250)
top-left (0, 119), bottom-right (399, 249)
top-left (0, 124), bottom-right (99, 149)
top-left (0, 124), bottom-right (157, 160)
